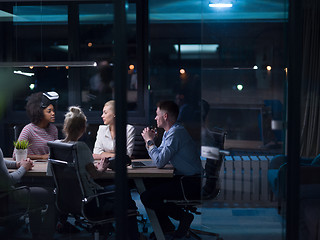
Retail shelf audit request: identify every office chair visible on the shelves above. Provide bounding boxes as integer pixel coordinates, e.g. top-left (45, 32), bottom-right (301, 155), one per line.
top-left (47, 141), bottom-right (136, 240)
top-left (169, 127), bottom-right (228, 240)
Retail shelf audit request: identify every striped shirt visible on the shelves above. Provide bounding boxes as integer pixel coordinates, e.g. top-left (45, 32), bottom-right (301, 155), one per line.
top-left (14, 123), bottom-right (58, 157)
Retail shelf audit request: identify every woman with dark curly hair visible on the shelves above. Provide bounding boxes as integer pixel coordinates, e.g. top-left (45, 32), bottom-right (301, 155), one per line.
top-left (13, 92), bottom-right (59, 160)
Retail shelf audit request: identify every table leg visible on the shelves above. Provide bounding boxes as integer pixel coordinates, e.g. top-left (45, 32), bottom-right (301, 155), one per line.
top-left (134, 178), bottom-right (166, 240)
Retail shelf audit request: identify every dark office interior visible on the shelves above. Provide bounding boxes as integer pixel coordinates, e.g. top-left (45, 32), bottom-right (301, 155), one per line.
top-left (1, 0), bottom-right (320, 239)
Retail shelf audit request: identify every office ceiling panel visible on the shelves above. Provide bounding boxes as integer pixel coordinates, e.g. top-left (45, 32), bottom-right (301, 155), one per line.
top-left (0, 0), bottom-right (288, 24)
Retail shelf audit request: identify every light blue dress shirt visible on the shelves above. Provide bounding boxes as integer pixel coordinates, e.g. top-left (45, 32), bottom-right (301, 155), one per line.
top-left (148, 123), bottom-right (203, 176)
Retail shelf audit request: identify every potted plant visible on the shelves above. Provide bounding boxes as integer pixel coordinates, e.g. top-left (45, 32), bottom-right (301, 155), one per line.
top-left (13, 140), bottom-right (31, 162)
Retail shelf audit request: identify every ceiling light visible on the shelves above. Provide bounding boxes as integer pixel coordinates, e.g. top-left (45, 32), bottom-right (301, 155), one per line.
top-left (0, 61), bottom-right (97, 68)
top-left (13, 70), bottom-right (34, 77)
top-left (237, 84), bottom-right (243, 91)
top-left (174, 44), bottom-right (219, 54)
top-left (209, 1), bottom-right (233, 8)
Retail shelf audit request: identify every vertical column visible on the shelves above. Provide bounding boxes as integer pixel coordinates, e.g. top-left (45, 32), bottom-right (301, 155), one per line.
top-left (286, 0), bottom-right (302, 235)
top-left (136, 0), bottom-right (149, 117)
top-left (68, 3), bottom-right (81, 105)
top-left (114, 1), bottom-right (128, 239)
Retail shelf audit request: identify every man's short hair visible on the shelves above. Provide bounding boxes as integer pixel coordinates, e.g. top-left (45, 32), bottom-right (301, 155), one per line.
top-left (157, 100), bottom-right (179, 121)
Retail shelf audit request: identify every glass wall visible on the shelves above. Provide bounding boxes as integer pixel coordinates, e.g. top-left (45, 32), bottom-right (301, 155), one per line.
top-left (3, 0), bottom-right (316, 239)
top-left (148, 0), bottom-right (288, 239)
top-left (0, 0), bottom-right (145, 155)
top-left (0, 1), bottom-right (140, 113)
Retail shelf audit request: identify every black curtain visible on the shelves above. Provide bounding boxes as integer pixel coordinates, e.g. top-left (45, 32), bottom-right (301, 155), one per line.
top-left (300, 0), bottom-right (320, 157)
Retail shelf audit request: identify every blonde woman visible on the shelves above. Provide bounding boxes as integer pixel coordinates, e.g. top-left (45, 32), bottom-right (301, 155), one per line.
top-left (60, 106), bottom-right (140, 239)
top-left (93, 100), bottom-right (135, 160)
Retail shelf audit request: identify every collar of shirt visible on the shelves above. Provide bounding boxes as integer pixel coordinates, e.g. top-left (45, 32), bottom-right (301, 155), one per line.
top-left (104, 125), bottom-right (115, 140)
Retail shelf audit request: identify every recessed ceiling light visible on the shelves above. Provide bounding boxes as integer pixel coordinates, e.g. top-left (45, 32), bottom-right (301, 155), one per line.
top-left (209, 1), bottom-right (233, 8)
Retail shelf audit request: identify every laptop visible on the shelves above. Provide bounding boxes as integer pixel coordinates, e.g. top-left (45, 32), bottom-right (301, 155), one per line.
top-left (131, 160), bottom-right (157, 168)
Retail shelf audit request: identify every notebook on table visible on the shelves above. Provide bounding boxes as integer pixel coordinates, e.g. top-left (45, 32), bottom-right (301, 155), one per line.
top-left (131, 160), bottom-right (157, 168)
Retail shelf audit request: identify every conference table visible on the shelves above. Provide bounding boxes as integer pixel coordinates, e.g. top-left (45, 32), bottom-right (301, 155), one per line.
top-left (7, 158), bottom-right (173, 240)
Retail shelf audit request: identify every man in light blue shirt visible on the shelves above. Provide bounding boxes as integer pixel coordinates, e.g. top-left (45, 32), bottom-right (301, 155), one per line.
top-left (141, 100), bottom-right (202, 238)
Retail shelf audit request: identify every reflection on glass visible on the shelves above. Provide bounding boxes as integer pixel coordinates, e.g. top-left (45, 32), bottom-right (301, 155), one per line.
top-left (1, 1), bottom-right (139, 112)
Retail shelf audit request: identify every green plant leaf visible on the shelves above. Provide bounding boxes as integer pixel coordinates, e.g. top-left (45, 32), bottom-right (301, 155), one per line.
top-left (13, 140), bottom-right (31, 149)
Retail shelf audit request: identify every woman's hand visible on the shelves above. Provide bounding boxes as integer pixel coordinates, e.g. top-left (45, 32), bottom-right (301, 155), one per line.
top-left (93, 152), bottom-right (115, 160)
top-left (96, 157), bottom-right (110, 171)
top-left (20, 158), bottom-right (34, 171)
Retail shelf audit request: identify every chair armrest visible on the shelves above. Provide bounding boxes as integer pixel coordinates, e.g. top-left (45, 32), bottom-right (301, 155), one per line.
top-left (277, 163), bottom-right (288, 199)
top-left (84, 190), bottom-right (114, 203)
top-left (219, 150), bottom-right (230, 156)
top-left (269, 155), bottom-right (287, 169)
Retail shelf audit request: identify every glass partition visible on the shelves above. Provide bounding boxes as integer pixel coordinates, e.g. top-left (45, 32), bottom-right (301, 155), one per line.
top-left (1, 0), bottom-right (313, 239)
top-left (0, 1), bottom-right (140, 115)
top-left (148, 0), bottom-right (288, 239)
top-left (0, 0), bottom-right (144, 155)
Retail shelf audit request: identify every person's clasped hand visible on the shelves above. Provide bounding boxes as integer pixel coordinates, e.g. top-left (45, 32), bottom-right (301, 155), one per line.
top-left (17, 158), bottom-right (34, 171)
top-left (141, 127), bottom-right (156, 142)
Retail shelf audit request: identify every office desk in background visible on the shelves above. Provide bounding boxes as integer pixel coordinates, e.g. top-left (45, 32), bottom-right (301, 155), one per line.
top-left (6, 158), bottom-right (173, 240)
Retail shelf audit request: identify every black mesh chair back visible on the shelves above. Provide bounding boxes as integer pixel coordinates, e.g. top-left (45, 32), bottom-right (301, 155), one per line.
top-left (48, 141), bottom-right (118, 240)
top-left (47, 141), bottom-right (84, 216)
